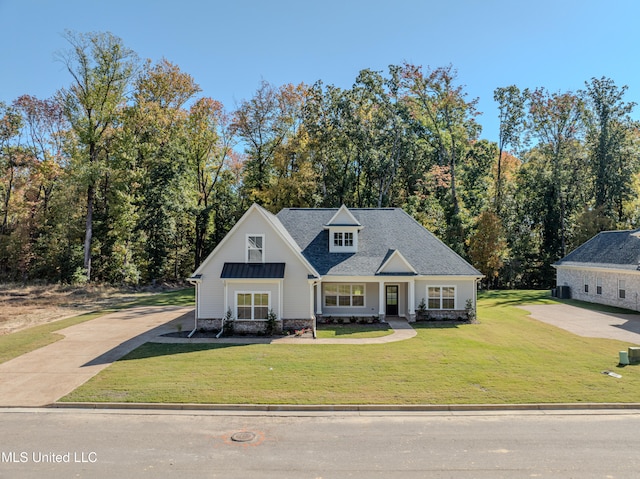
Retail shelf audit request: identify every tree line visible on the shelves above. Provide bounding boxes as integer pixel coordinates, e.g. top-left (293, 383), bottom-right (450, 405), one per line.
top-left (1, 31), bottom-right (638, 287)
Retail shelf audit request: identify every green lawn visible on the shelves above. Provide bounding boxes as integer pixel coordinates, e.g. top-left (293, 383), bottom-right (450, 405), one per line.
top-left (61, 289), bottom-right (640, 405)
top-left (316, 322), bottom-right (392, 339)
top-left (0, 287), bottom-right (194, 365)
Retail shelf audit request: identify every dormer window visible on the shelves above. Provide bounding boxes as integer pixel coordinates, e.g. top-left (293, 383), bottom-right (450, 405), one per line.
top-left (333, 231), bottom-right (354, 248)
top-left (247, 234), bottom-right (264, 262)
top-left (324, 205), bottom-right (363, 253)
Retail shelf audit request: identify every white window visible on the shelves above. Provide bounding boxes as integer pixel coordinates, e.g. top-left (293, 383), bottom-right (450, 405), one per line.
top-left (247, 235), bottom-right (264, 262)
top-left (333, 231), bottom-right (354, 247)
top-left (583, 277), bottom-right (589, 294)
top-left (596, 277), bottom-right (602, 295)
top-left (236, 292), bottom-right (270, 320)
top-left (324, 284), bottom-right (365, 307)
top-left (427, 286), bottom-right (456, 309)
top-left (619, 279), bottom-right (626, 299)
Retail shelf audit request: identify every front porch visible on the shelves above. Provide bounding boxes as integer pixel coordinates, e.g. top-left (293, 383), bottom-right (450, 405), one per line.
top-left (314, 279), bottom-right (417, 323)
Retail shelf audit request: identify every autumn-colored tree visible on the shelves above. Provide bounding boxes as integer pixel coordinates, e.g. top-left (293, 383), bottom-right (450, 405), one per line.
top-left (468, 211), bottom-right (508, 289)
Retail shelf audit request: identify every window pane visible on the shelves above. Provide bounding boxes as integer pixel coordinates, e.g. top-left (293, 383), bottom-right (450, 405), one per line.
top-left (442, 287), bottom-right (455, 299)
top-left (339, 296), bottom-right (351, 306)
top-left (237, 306), bottom-right (252, 319)
top-left (325, 284), bottom-right (338, 294)
top-left (442, 298), bottom-right (455, 309)
top-left (334, 232), bottom-right (342, 246)
top-left (249, 236), bottom-right (262, 249)
top-left (344, 232), bottom-right (353, 246)
top-left (325, 295), bottom-right (337, 307)
top-left (254, 307), bottom-right (268, 320)
top-left (338, 284), bottom-right (351, 295)
top-left (237, 293), bottom-right (251, 306)
top-left (248, 249), bottom-right (262, 262)
top-left (352, 284), bottom-right (364, 296)
top-left (255, 293), bottom-right (269, 306)
top-left (352, 295), bottom-right (364, 307)
top-left (428, 298), bottom-right (441, 309)
top-left (428, 287), bottom-right (440, 299)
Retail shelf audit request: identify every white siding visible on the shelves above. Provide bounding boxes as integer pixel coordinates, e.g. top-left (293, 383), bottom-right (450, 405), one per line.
top-left (197, 209), bottom-right (312, 320)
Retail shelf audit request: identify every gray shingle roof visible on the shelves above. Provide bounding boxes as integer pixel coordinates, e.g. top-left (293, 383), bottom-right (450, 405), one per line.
top-left (276, 208), bottom-right (481, 277)
top-left (555, 228), bottom-right (640, 268)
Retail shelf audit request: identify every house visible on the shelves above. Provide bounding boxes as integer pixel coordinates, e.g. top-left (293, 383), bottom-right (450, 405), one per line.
top-left (554, 228), bottom-right (640, 311)
top-left (189, 204), bottom-right (482, 334)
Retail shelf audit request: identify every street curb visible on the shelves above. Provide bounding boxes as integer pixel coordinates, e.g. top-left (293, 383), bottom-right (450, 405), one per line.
top-left (49, 402), bottom-right (640, 412)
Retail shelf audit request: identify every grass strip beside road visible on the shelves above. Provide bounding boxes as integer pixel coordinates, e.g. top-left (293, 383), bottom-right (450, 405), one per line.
top-left (0, 288), bottom-right (194, 365)
top-left (62, 290), bottom-right (640, 405)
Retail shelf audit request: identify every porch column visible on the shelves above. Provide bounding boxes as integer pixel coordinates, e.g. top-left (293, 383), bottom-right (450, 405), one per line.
top-left (309, 281), bottom-right (315, 319)
top-left (378, 281), bottom-right (386, 322)
top-left (408, 279), bottom-right (416, 322)
top-left (315, 282), bottom-right (323, 317)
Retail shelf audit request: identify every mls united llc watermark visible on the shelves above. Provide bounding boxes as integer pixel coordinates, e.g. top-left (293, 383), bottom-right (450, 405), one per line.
top-left (2, 451), bottom-right (98, 464)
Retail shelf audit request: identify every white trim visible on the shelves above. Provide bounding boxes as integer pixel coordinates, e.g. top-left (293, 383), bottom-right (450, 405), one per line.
top-left (426, 285), bottom-right (457, 310)
top-left (246, 234), bottom-right (265, 263)
top-left (325, 205), bottom-right (362, 227)
top-left (555, 263), bottom-right (640, 275)
top-left (323, 283), bottom-right (366, 308)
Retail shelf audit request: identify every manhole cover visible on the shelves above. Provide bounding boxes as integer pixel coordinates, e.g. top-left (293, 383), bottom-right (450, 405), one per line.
top-left (231, 431), bottom-right (256, 442)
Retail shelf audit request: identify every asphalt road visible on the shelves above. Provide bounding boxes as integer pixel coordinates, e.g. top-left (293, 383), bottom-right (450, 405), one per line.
top-left (1, 408), bottom-right (640, 478)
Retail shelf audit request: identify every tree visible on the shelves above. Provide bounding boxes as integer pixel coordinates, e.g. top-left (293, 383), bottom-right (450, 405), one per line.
top-left (233, 81), bottom-right (306, 205)
top-left (127, 59), bottom-right (200, 281)
top-left (57, 30), bottom-right (138, 281)
top-left (468, 211), bottom-right (508, 289)
top-left (493, 86), bottom-right (527, 215)
top-left (582, 77), bottom-right (638, 224)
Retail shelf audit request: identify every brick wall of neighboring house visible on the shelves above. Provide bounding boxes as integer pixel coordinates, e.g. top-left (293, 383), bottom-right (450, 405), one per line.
top-left (556, 267), bottom-right (640, 312)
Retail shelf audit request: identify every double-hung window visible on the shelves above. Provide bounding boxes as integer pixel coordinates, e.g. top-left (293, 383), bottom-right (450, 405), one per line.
top-left (324, 284), bottom-right (365, 307)
top-left (427, 286), bottom-right (455, 309)
top-left (237, 292), bottom-right (269, 320)
top-left (596, 277), bottom-right (603, 295)
top-left (619, 279), bottom-right (626, 299)
top-left (247, 235), bottom-right (264, 262)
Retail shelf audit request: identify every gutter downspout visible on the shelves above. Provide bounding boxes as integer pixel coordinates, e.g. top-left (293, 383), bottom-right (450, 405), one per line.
top-left (187, 276), bottom-right (201, 338)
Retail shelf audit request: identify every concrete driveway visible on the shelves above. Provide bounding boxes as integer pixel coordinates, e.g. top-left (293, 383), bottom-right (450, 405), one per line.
top-left (525, 303), bottom-right (640, 345)
top-left (0, 306), bottom-right (193, 407)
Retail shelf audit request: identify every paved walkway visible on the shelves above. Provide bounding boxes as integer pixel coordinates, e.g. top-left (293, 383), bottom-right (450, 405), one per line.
top-left (151, 316), bottom-right (417, 345)
top-left (0, 309), bottom-right (416, 407)
top-left (0, 306), bottom-right (193, 407)
top-left (525, 303), bottom-right (640, 345)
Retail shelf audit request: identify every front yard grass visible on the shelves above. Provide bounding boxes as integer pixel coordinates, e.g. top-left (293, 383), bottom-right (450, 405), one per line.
top-left (316, 322), bottom-right (392, 339)
top-left (62, 289), bottom-right (640, 405)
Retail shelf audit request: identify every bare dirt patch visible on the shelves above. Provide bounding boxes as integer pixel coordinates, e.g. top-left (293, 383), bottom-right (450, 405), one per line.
top-left (0, 283), bottom-right (161, 335)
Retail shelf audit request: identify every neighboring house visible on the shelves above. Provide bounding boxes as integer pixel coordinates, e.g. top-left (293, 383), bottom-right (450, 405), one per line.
top-left (189, 204), bottom-right (482, 334)
top-left (554, 228), bottom-right (640, 311)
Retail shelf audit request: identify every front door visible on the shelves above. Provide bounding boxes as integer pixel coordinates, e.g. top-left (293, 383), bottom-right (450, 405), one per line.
top-left (386, 285), bottom-right (398, 316)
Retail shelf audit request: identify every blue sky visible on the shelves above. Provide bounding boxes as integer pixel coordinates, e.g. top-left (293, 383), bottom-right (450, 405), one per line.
top-left (1, 0), bottom-right (639, 142)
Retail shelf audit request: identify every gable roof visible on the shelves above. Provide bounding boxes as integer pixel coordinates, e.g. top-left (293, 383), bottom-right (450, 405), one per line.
top-left (324, 204), bottom-right (362, 227)
top-left (376, 249), bottom-right (418, 275)
top-left (555, 228), bottom-right (640, 271)
top-left (193, 203), bottom-right (319, 278)
top-left (276, 207), bottom-right (481, 277)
